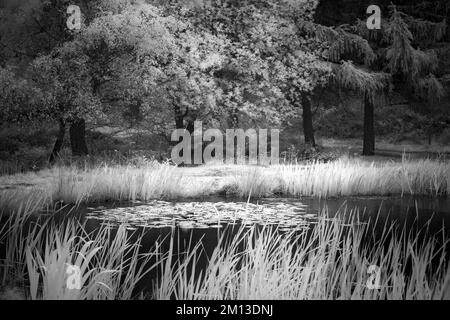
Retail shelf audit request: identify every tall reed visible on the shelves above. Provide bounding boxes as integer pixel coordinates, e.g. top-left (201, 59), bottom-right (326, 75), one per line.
top-left (1, 158), bottom-right (448, 214)
top-left (1, 204), bottom-right (450, 300)
top-left (232, 158), bottom-right (450, 198)
top-left (153, 208), bottom-right (450, 300)
top-left (0, 205), bottom-right (155, 299)
top-left (52, 163), bottom-right (211, 205)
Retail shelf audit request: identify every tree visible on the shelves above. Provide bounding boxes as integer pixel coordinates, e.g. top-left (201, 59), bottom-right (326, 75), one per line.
top-left (298, 3), bottom-right (446, 155)
top-left (0, 0), bottom-right (103, 160)
top-left (360, 6), bottom-right (446, 154)
top-left (30, 41), bottom-right (100, 160)
top-left (29, 0), bottom-right (233, 159)
top-left (166, 0), bottom-right (332, 147)
top-left (0, 66), bottom-right (45, 124)
top-left (332, 61), bottom-right (391, 155)
top-left (86, 1), bottom-right (228, 135)
top-left (1, 0), bottom-right (231, 160)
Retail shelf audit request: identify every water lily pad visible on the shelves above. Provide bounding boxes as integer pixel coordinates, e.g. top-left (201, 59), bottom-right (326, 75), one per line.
top-left (85, 199), bottom-right (317, 231)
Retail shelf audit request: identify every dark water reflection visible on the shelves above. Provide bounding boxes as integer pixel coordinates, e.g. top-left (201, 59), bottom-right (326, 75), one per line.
top-left (68, 196), bottom-right (449, 296)
top-left (3, 196), bottom-right (450, 297)
top-left (77, 196), bottom-right (450, 238)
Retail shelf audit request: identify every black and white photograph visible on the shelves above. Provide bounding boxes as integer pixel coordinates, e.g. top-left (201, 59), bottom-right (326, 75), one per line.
top-left (0, 0), bottom-right (450, 309)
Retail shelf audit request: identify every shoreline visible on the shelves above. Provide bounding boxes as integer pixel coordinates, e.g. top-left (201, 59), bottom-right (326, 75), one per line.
top-left (0, 158), bottom-right (448, 214)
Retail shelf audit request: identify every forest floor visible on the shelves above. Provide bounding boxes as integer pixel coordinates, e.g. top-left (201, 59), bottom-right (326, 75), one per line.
top-left (318, 138), bottom-right (450, 157)
top-left (318, 138), bottom-right (450, 161)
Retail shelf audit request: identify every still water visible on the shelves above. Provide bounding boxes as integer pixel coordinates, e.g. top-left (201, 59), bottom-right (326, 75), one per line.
top-left (59, 196), bottom-right (448, 294)
top-left (10, 196), bottom-right (450, 296)
top-left (77, 196), bottom-right (450, 235)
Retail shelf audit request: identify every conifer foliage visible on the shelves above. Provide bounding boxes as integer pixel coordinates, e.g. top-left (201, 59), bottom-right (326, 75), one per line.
top-left (299, 3), bottom-right (446, 154)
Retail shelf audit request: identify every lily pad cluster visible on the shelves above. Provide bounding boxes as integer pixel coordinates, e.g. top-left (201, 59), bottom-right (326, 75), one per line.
top-left (86, 200), bottom-right (317, 231)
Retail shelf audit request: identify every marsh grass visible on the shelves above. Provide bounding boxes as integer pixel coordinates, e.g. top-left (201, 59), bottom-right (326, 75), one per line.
top-left (153, 208), bottom-right (450, 300)
top-left (0, 205), bottom-right (155, 300)
top-left (0, 158), bottom-right (448, 213)
top-left (231, 157), bottom-right (450, 198)
top-left (0, 157), bottom-right (449, 299)
top-left (0, 162), bottom-right (211, 212)
top-left (1, 203), bottom-right (450, 300)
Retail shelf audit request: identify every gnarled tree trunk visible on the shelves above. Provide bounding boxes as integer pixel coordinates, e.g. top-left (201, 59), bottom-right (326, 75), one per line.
top-left (69, 118), bottom-right (89, 157)
top-left (174, 104), bottom-right (186, 130)
top-left (49, 118), bottom-right (66, 163)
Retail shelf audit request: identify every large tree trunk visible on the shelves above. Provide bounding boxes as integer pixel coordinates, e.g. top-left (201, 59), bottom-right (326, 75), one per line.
top-left (69, 118), bottom-right (89, 157)
top-left (174, 105), bottom-right (185, 130)
top-left (302, 94), bottom-right (316, 148)
top-left (286, 90), bottom-right (316, 148)
top-left (173, 105), bottom-right (187, 164)
top-left (186, 119), bottom-right (195, 134)
top-left (363, 94), bottom-right (375, 156)
top-left (175, 116), bottom-right (184, 130)
top-left (49, 118), bottom-right (66, 163)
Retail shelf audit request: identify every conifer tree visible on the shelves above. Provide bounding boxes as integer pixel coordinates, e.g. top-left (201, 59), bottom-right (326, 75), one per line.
top-left (299, 3), bottom-right (446, 155)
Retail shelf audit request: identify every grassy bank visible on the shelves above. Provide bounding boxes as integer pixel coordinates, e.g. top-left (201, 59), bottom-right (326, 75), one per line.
top-left (1, 205), bottom-right (449, 300)
top-left (0, 157), bottom-right (448, 213)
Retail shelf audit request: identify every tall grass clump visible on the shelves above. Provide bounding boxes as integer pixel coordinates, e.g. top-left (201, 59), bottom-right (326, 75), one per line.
top-left (0, 188), bottom-right (54, 214)
top-left (24, 224), bottom-right (154, 300)
top-left (226, 167), bottom-right (278, 199)
top-left (1, 157), bottom-right (448, 214)
top-left (52, 162), bottom-right (213, 205)
top-left (231, 157), bottom-right (450, 198)
top-left (153, 208), bottom-right (450, 300)
top-left (0, 206), bottom-right (155, 300)
top-left (1, 204), bottom-right (450, 300)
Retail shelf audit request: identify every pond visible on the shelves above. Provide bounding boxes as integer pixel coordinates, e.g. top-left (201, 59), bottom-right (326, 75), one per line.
top-left (50, 195), bottom-right (448, 296)
top-left (3, 195), bottom-right (449, 298)
top-left (75, 195), bottom-right (450, 235)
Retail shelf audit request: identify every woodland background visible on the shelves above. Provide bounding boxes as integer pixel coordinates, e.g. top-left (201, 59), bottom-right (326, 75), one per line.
top-left (0, 0), bottom-right (449, 172)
